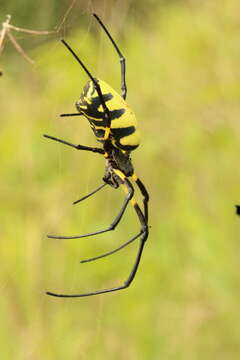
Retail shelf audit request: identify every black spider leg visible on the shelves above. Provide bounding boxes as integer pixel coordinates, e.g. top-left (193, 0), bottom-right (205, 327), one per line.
top-left (134, 177), bottom-right (149, 224)
top-left (46, 178), bottom-right (149, 297)
top-left (61, 39), bottom-right (112, 139)
top-left (73, 183), bottom-right (107, 205)
top-left (43, 134), bottom-right (104, 155)
top-left (60, 113), bottom-right (83, 117)
top-left (79, 175), bottom-right (149, 263)
top-left (80, 232), bottom-right (142, 264)
top-left (93, 13), bottom-right (127, 99)
top-left (47, 175), bottom-right (134, 239)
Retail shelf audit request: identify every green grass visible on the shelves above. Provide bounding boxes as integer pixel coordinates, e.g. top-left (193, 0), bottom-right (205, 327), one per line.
top-left (1, 1), bottom-right (240, 358)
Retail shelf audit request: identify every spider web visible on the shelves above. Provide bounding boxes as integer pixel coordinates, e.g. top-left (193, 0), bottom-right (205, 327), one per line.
top-left (1, 1), bottom-right (145, 356)
top-left (4, 0), bottom-right (140, 329)
top-left (37, 0), bottom-right (110, 294)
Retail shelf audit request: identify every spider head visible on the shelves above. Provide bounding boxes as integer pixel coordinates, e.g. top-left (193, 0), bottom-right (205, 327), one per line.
top-left (111, 148), bottom-right (134, 177)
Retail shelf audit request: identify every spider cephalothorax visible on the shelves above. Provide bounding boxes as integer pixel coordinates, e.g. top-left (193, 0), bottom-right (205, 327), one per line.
top-left (102, 144), bottom-right (134, 188)
top-left (44, 13), bottom-right (149, 298)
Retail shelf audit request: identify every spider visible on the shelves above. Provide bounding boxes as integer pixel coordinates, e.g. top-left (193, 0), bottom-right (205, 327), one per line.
top-left (44, 13), bottom-right (149, 298)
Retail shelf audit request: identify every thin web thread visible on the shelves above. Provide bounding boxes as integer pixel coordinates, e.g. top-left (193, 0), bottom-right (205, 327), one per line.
top-left (46, 2), bottom-right (104, 298)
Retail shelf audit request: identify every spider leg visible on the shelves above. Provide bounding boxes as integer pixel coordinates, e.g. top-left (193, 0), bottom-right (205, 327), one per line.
top-left (79, 175), bottom-right (149, 263)
top-left (73, 183), bottom-right (107, 205)
top-left (47, 178), bottom-right (134, 239)
top-left (80, 231), bottom-right (143, 263)
top-left (43, 134), bottom-right (104, 154)
top-left (46, 175), bottom-right (149, 298)
top-left (93, 14), bottom-right (127, 99)
top-left (236, 205), bottom-right (240, 215)
top-left (61, 39), bottom-right (112, 141)
top-left (46, 235), bottom-right (147, 298)
top-left (132, 174), bottom-right (149, 223)
top-left (60, 113), bottom-right (83, 117)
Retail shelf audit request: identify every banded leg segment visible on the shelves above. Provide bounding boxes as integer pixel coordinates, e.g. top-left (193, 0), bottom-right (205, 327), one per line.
top-left (132, 174), bottom-right (149, 223)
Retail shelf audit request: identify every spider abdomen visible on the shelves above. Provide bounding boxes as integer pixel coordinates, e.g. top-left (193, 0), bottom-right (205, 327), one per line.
top-left (76, 79), bottom-right (140, 151)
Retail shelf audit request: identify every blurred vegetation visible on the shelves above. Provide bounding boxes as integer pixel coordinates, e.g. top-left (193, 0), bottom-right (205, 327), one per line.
top-left (1, 0), bottom-right (240, 359)
top-left (1, 0), bottom-right (178, 31)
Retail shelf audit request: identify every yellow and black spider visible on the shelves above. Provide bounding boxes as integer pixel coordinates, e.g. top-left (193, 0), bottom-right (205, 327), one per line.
top-left (44, 14), bottom-right (149, 298)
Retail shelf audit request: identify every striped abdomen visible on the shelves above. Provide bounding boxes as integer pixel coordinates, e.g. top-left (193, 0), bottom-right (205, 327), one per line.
top-left (75, 79), bottom-right (140, 151)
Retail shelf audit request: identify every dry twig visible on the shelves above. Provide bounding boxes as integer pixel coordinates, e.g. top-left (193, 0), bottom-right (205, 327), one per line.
top-left (0, 14), bottom-right (55, 74)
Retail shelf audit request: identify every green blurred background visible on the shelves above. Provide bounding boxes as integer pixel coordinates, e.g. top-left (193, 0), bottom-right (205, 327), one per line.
top-left (1, 0), bottom-right (240, 359)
